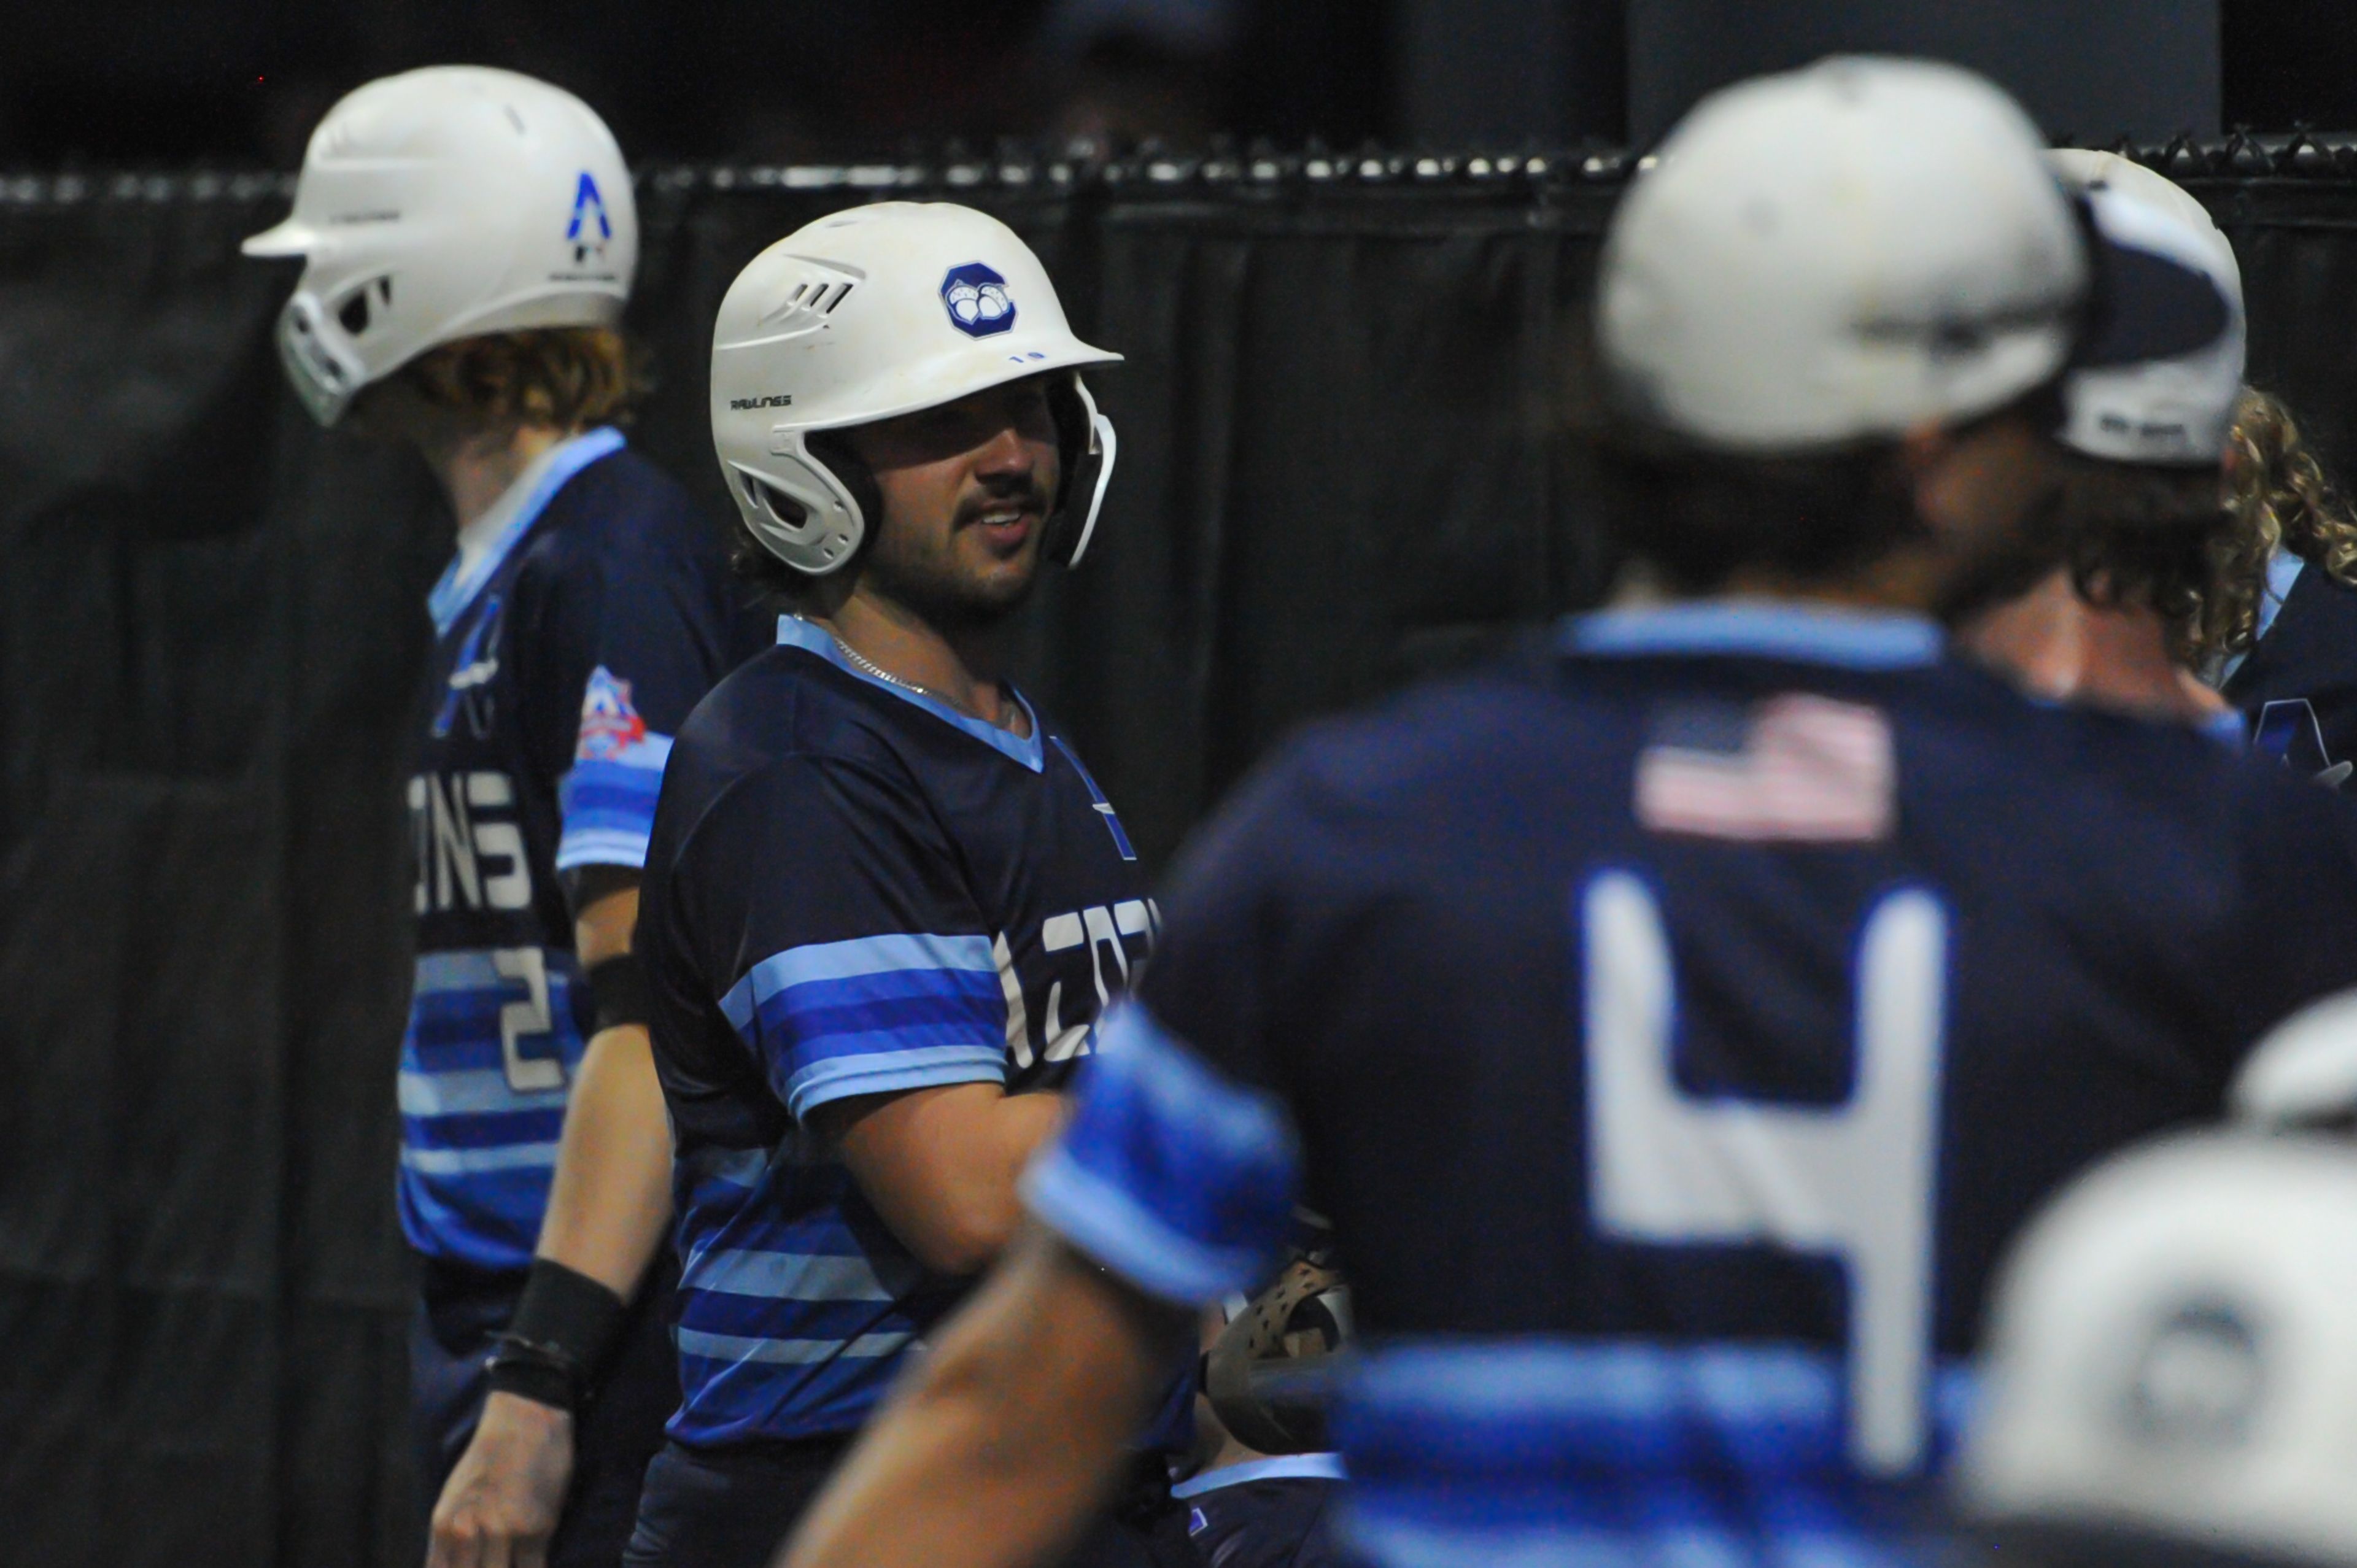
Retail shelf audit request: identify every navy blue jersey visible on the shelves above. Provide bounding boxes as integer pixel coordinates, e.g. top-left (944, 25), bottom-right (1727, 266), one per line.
top-left (2226, 550), bottom-right (2357, 786)
top-left (1024, 603), bottom-right (2357, 1568)
top-left (638, 616), bottom-right (1152, 1446)
top-left (401, 430), bottom-right (757, 1273)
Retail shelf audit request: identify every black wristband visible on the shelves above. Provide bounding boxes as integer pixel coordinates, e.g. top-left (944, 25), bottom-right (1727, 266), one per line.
top-left (486, 1258), bottom-right (629, 1412)
top-left (485, 1338), bottom-right (581, 1412)
top-left (586, 952), bottom-right (652, 1033)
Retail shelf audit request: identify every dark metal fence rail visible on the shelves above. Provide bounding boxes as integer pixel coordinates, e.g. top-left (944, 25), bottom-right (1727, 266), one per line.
top-left (12, 129), bottom-right (2357, 210)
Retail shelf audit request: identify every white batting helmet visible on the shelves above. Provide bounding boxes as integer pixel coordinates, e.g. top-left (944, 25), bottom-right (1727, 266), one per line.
top-left (710, 201), bottom-right (1121, 576)
top-left (2229, 989), bottom-right (2357, 1129)
top-left (2049, 150), bottom-right (2245, 467)
top-left (1961, 1133), bottom-right (2357, 1566)
top-left (1598, 56), bottom-right (2087, 454)
top-left (242, 66), bottom-right (637, 427)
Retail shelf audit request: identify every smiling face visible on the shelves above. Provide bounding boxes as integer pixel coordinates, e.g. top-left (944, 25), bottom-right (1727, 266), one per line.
top-left (840, 374), bottom-right (1063, 632)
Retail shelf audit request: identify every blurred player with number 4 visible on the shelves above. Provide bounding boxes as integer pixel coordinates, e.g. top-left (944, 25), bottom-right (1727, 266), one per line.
top-left (778, 58), bottom-right (2357, 1568)
top-left (246, 67), bottom-right (759, 1568)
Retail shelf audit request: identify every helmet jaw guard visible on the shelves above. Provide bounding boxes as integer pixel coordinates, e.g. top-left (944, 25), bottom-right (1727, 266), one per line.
top-left (273, 291), bottom-right (372, 427)
top-left (1043, 374), bottom-right (1118, 569)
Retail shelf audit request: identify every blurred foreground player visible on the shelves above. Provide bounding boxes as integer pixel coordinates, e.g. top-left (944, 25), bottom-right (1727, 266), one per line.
top-left (246, 68), bottom-right (756, 1568)
top-left (626, 204), bottom-right (1156, 1568)
top-left (781, 58), bottom-right (2357, 1568)
top-left (1960, 1132), bottom-right (2357, 1568)
top-left (1964, 151), bottom-right (2245, 735)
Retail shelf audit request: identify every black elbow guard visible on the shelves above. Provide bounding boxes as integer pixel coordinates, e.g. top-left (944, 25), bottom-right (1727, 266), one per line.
top-left (586, 952), bottom-right (653, 1033)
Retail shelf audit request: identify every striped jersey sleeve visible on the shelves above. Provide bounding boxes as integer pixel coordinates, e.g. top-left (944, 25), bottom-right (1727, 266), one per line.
top-left (533, 538), bottom-right (736, 874)
top-left (1023, 1005), bottom-right (1300, 1303)
top-left (1023, 755), bottom-right (1310, 1303)
top-left (693, 755), bottom-right (1015, 1122)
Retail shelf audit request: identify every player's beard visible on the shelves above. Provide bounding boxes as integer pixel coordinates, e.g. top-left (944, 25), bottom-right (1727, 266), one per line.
top-left (864, 482), bottom-right (1050, 636)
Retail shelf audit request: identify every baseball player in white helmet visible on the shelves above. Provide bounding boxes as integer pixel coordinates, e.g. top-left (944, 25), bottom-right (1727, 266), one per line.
top-left (1963, 152), bottom-right (2250, 732)
top-left (622, 203), bottom-right (1174, 1567)
top-left (248, 65), bottom-right (764, 1568)
top-left (1962, 1131), bottom-right (2357, 1568)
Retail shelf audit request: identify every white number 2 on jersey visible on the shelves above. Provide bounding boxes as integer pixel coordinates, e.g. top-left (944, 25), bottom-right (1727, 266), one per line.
top-left (492, 946), bottom-right (567, 1094)
top-left (1581, 871), bottom-right (1948, 1477)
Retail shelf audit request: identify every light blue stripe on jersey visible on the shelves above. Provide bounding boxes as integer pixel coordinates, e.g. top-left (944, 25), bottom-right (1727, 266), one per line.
top-left (428, 428), bottom-right (626, 635)
top-left (674, 1328), bottom-right (918, 1365)
top-left (1023, 1003), bottom-right (1300, 1306)
top-left (557, 733), bottom-right (675, 871)
top-left (1332, 1338), bottom-right (1974, 1568)
top-left (667, 1130), bottom-right (967, 1445)
top-left (683, 1248), bottom-right (900, 1301)
top-left (1563, 603), bottom-right (1943, 670)
top-left (719, 932), bottom-right (1009, 1120)
top-left (396, 944), bottom-right (587, 1272)
top-left (1169, 1454), bottom-right (1346, 1499)
top-left (775, 613), bottom-right (1045, 772)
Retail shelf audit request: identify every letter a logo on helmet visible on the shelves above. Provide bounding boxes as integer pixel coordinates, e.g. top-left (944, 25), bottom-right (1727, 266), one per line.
top-left (568, 172), bottom-right (613, 264)
top-left (940, 262), bottom-right (1016, 337)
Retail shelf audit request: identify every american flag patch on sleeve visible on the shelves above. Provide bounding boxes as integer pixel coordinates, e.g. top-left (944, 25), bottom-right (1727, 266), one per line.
top-left (1635, 693), bottom-right (1895, 843)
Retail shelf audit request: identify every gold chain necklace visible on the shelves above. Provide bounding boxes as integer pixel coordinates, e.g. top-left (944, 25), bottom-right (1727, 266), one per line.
top-left (795, 615), bottom-right (960, 709)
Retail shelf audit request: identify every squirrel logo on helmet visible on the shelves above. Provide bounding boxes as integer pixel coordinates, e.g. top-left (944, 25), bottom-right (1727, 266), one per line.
top-left (940, 262), bottom-right (1016, 338)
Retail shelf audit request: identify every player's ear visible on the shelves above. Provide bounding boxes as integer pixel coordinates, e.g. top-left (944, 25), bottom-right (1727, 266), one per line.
top-left (1896, 421), bottom-right (1956, 484)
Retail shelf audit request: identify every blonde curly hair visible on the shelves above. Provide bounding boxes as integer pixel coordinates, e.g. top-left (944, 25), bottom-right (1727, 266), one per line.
top-left (2196, 388), bottom-right (2357, 666)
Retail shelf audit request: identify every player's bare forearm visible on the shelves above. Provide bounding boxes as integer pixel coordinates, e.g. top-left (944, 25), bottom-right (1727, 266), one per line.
top-left (818, 1083), bottom-right (1067, 1275)
top-left (535, 1022), bottom-right (673, 1292)
top-left (536, 883), bottom-right (672, 1294)
top-left (779, 1226), bottom-right (1186, 1568)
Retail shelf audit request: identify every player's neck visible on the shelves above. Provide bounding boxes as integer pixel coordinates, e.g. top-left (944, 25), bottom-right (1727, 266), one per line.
top-left (1616, 556), bottom-right (1943, 617)
top-left (424, 423), bottom-right (574, 536)
top-left (800, 591), bottom-right (1030, 736)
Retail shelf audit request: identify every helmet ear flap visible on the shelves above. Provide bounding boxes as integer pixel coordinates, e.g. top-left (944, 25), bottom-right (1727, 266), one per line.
top-left (1042, 373), bottom-right (1117, 568)
top-left (731, 431), bottom-right (870, 576)
top-left (803, 430), bottom-right (883, 559)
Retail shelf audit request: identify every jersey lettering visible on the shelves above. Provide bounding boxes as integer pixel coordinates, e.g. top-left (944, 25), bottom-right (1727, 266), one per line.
top-left (1581, 870), bottom-right (1949, 1475)
top-left (409, 771), bottom-right (538, 914)
top-left (1027, 899), bottom-right (1159, 1066)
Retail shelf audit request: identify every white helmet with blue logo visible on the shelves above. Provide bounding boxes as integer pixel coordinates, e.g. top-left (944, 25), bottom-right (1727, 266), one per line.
top-left (710, 201), bottom-right (1122, 576)
top-left (1960, 1132), bottom-right (2357, 1567)
top-left (242, 66), bottom-right (637, 427)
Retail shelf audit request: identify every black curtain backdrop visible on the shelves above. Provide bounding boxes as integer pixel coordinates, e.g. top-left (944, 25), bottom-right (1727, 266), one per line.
top-left (0, 153), bottom-right (2349, 1566)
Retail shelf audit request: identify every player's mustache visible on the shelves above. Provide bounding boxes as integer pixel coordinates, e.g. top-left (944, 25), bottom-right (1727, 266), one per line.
top-left (955, 482), bottom-right (1050, 525)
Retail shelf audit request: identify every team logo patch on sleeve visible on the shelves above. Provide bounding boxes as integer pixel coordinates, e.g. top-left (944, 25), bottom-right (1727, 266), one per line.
top-left (1636, 694), bottom-right (1895, 843)
top-left (575, 665), bottom-right (649, 761)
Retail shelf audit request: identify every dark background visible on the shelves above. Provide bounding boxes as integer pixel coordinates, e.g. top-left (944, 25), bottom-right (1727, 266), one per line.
top-left (3, 0), bottom-right (2355, 168)
top-left (9, 4), bottom-right (2357, 1566)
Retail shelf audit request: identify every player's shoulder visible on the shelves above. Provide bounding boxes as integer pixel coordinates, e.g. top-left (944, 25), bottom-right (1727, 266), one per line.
top-left (521, 440), bottom-right (717, 581)
top-left (2240, 557), bottom-right (2357, 690)
top-left (668, 644), bottom-right (932, 816)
